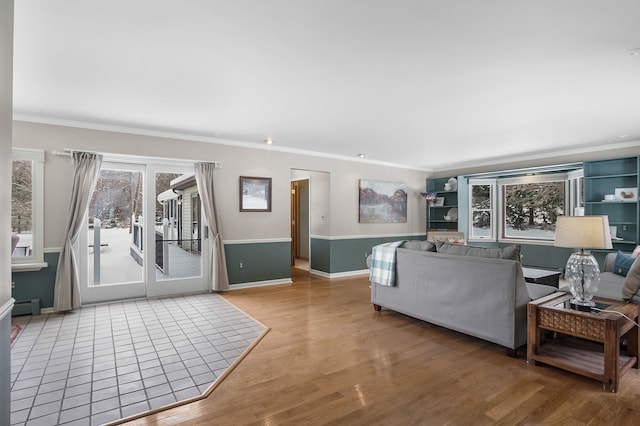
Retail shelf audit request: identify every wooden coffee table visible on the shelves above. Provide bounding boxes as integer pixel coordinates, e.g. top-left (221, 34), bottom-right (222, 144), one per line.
top-left (527, 292), bottom-right (639, 392)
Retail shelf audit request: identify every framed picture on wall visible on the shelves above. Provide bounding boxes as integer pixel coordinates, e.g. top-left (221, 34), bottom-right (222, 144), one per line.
top-left (240, 176), bottom-right (272, 212)
top-left (358, 179), bottom-right (407, 223)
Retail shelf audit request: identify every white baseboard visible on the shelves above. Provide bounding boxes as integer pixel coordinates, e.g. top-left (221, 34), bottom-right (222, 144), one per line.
top-left (228, 278), bottom-right (292, 290)
top-left (309, 269), bottom-right (369, 279)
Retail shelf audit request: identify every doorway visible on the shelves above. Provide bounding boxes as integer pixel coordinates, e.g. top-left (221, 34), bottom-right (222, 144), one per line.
top-left (291, 177), bottom-right (310, 271)
top-left (78, 161), bottom-right (209, 304)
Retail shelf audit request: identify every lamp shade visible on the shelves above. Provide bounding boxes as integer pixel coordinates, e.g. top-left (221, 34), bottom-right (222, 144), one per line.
top-left (554, 215), bottom-right (613, 249)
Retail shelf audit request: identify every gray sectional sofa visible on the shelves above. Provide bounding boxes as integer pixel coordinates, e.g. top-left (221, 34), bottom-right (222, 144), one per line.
top-left (594, 252), bottom-right (640, 303)
top-left (370, 242), bottom-right (557, 354)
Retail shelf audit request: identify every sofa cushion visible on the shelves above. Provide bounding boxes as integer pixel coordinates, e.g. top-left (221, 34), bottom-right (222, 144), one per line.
top-left (526, 282), bottom-right (557, 300)
top-left (401, 240), bottom-right (437, 252)
top-left (435, 242), bottom-right (520, 261)
top-left (613, 251), bottom-right (635, 276)
top-left (622, 257), bottom-right (640, 301)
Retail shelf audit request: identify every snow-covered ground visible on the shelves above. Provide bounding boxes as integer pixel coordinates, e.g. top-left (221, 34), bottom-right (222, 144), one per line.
top-left (504, 227), bottom-right (555, 239)
top-left (89, 227), bottom-right (201, 286)
top-left (11, 233), bottom-right (32, 256)
top-left (242, 195), bottom-right (268, 209)
top-left (472, 226), bottom-right (555, 239)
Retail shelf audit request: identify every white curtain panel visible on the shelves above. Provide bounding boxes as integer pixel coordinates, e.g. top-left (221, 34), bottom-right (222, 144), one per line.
top-left (53, 152), bottom-right (103, 311)
top-left (194, 162), bottom-right (230, 291)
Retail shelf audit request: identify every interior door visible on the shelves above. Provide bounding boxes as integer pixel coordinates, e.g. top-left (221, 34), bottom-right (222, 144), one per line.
top-left (79, 161), bottom-right (208, 304)
top-left (290, 181), bottom-right (298, 266)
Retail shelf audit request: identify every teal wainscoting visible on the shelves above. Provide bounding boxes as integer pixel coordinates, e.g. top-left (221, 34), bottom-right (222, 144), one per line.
top-left (464, 241), bottom-right (576, 273)
top-left (12, 251), bottom-right (59, 313)
top-left (519, 244), bottom-right (574, 272)
top-left (225, 241), bottom-right (291, 285)
top-left (310, 238), bottom-right (330, 273)
top-left (312, 235), bottom-right (423, 275)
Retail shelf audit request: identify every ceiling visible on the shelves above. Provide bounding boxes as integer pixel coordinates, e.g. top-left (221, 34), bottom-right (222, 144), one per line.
top-left (12, 0), bottom-right (640, 171)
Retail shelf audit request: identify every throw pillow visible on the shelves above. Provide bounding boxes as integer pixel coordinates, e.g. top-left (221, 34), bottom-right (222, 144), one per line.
top-left (622, 257), bottom-right (640, 300)
top-left (613, 251), bottom-right (635, 276)
top-left (401, 240), bottom-right (437, 252)
top-left (446, 237), bottom-right (465, 245)
top-left (632, 245), bottom-right (640, 258)
top-left (435, 242), bottom-right (520, 261)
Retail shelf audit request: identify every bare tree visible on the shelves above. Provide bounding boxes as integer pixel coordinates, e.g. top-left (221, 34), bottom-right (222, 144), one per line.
top-left (12, 160), bottom-right (32, 233)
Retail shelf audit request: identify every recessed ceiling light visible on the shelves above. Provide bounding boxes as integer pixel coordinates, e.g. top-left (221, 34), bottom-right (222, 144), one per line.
top-left (358, 153), bottom-right (366, 158)
top-left (264, 138), bottom-right (273, 145)
top-left (619, 134), bottom-right (629, 139)
top-left (627, 48), bottom-right (640, 56)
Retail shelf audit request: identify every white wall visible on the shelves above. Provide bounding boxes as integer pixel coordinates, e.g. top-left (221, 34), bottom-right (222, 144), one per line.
top-left (291, 168), bottom-right (330, 238)
top-left (13, 121), bottom-right (429, 250)
top-left (1, 0), bottom-right (13, 305)
top-left (1, 1), bottom-right (13, 423)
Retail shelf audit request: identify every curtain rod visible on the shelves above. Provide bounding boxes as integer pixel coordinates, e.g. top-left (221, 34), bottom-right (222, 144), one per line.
top-left (51, 149), bottom-right (222, 167)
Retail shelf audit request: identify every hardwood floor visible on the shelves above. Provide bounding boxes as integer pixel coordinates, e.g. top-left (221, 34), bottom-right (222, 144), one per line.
top-left (122, 269), bottom-right (640, 425)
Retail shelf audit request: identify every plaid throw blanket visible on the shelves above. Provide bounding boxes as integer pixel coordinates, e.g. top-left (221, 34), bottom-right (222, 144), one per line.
top-left (369, 240), bottom-right (406, 286)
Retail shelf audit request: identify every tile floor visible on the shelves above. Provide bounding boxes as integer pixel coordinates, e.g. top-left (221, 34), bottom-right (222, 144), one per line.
top-left (10, 293), bottom-right (266, 426)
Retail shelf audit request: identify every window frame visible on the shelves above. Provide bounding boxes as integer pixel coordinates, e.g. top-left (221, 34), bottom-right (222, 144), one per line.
top-left (498, 174), bottom-right (569, 244)
top-left (468, 178), bottom-right (497, 241)
top-left (12, 148), bottom-right (46, 271)
top-left (467, 168), bottom-right (584, 245)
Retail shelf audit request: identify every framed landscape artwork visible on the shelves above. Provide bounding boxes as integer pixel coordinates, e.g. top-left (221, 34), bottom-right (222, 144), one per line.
top-left (359, 179), bottom-right (407, 223)
top-left (240, 176), bottom-right (272, 212)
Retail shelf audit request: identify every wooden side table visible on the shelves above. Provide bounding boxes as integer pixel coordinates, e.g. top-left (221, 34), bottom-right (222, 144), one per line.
top-left (527, 292), bottom-right (639, 392)
top-left (522, 267), bottom-right (562, 288)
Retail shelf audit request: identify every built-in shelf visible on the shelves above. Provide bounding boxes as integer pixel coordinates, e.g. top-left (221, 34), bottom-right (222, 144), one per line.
top-left (585, 173), bottom-right (637, 179)
top-left (584, 156), bottom-right (639, 253)
top-left (426, 177), bottom-right (458, 232)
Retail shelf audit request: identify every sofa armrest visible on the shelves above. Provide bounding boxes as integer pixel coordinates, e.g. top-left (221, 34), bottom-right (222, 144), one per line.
top-left (603, 252), bottom-right (618, 273)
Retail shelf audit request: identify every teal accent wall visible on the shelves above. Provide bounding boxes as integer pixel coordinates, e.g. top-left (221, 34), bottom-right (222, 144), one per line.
top-left (519, 244), bottom-right (573, 272)
top-left (12, 246), bottom-right (294, 303)
top-left (310, 238), bottom-right (330, 273)
top-left (464, 240), bottom-right (573, 272)
top-left (312, 235), bottom-right (424, 274)
top-left (225, 242), bottom-right (291, 285)
top-left (12, 251), bottom-right (59, 312)
top-left (457, 175), bottom-right (469, 236)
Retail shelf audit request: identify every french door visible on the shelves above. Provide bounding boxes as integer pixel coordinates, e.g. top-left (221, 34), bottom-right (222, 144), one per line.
top-left (79, 161), bottom-right (208, 304)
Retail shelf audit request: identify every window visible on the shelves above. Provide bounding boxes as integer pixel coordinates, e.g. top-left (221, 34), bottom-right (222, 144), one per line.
top-left (468, 167), bottom-right (583, 244)
top-left (500, 176), bottom-right (566, 241)
top-left (568, 169), bottom-right (584, 215)
top-left (12, 148), bottom-right (45, 270)
top-left (469, 179), bottom-right (496, 240)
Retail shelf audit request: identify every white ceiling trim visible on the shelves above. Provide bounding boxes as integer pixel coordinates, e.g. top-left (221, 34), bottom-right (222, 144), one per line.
top-left (14, 114), bottom-right (430, 172)
top-left (431, 139), bottom-right (640, 173)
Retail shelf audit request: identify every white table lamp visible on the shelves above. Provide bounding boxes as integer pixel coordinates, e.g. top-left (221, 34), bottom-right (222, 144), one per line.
top-left (554, 215), bottom-right (613, 310)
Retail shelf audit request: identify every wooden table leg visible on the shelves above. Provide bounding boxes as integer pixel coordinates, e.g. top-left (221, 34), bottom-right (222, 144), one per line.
top-left (527, 303), bottom-right (539, 366)
top-left (626, 309), bottom-right (639, 369)
top-left (604, 317), bottom-right (619, 393)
